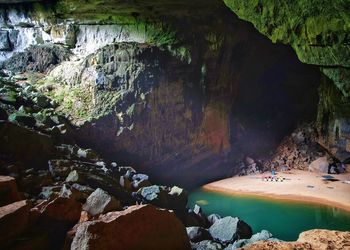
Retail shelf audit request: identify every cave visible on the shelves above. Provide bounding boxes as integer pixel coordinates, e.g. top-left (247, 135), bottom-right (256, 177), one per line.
top-left (0, 0), bottom-right (349, 250)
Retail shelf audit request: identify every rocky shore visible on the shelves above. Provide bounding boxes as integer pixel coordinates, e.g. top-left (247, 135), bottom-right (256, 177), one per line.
top-left (0, 77), bottom-right (271, 249)
top-left (1, 76), bottom-right (349, 250)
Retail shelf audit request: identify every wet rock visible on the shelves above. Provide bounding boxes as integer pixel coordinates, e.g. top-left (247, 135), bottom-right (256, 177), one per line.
top-left (209, 216), bottom-right (252, 244)
top-left (186, 226), bottom-right (212, 243)
top-left (192, 240), bottom-right (223, 250)
top-left (71, 205), bottom-right (191, 250)
top-left (0, 30), bottom-right (10, 51)
top-left (82, 188), bottom-right (121, 216)
top-left (0, 200), bottom-right (30, 248)
top-left (0, 176), bottom-right (21, 206)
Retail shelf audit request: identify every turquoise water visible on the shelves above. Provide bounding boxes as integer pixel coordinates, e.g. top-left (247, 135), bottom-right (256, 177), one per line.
top-left (188, 189), bottom-right (350, 241)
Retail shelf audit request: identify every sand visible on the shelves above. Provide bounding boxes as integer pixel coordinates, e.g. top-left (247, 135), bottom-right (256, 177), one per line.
top-left (203, 170), bottom-right (350, 212)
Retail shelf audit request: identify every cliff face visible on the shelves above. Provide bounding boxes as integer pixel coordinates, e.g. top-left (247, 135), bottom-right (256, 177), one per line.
top-left (224, 0), bottom-right (350, 162)
top-left (0, 0), bottom-right (333, 186)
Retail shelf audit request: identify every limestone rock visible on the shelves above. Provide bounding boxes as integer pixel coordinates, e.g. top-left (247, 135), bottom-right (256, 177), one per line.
top-left (187, 226), bottom-right (212, 243)
top-left (298, 229), bottom-right (350, 250)
top-left (0, 176), bottom-right (21, 206)
top-left (308, 157), bottom-right (328, 173)
top-left (82, 188), bottom-right (121, 216)
top-left (0, 200), bottom-right (30, 248)
top-left (71, 205), bottom-right (191, 250)
top-left (192, 240), bottom-right (224, 250)
top-left (207, 214), bottom-right (221, 225)
top-left (209, 216), bottom-right (252, 244)
top-left (239, 229), bottom-right (350, 250)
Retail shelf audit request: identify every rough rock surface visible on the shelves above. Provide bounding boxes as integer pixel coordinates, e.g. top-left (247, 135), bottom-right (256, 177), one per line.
top-left (71, 205), bottom-right (191, 250)
top-left (0, 175), bottom-right (21, 206)
top-left (209, 216), bottom-right (252, 244)
top-left (239, 229), bottom-right (350, 250)
top-left (224, 0), bottom-right (350, 97)
top-left (0, 200), bottom-right (30, 248)
top-left (82, 188), bottom-right (121, 216)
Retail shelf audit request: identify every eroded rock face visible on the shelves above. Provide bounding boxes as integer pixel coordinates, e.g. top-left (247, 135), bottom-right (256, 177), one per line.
top-left (239, 229), bottom-right (350, 250)
top-left (71, 204), bottom-right (191, 250)
top-left (224, 0), bottom-right (350, 97)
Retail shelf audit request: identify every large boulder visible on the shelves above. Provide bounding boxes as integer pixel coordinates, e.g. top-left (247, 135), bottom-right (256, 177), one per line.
top-left (82, 188), bottom-right (121, 216)
top-left (0, 176), bottom-right (21, 206)
top-left (0, 121), bottom-right (54, 169)
top-left (71, 205), bottom-right (191, 250)
top-left (209, 216), bottom-right (252, 244)
top-left (0, 200), bottom-right (30, 248)
top-left (308, 157), bottom-right (329, 173)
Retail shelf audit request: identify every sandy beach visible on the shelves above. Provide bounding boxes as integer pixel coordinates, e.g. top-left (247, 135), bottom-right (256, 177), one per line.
top-left (203, 170), bottom-right (350, 212)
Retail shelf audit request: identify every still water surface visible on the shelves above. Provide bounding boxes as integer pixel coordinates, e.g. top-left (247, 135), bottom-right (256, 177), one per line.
top-left (189, 188), bottom-right (350, 241)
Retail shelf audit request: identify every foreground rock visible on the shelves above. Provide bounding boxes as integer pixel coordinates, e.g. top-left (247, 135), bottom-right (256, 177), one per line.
top-left (0, 200), bottom-right (30, 248)
top-left (0, 176), bottom-right (21, 206)
top-left (239, 229), bottom-right (350, 250)
top-left (71, 204), bottom-right (191, 250)
top-left (209, 216), bottom-right (252, 244)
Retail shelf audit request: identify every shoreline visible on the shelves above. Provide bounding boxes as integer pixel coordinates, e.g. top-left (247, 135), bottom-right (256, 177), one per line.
top-left (202, 170), bottom-right (350, 213)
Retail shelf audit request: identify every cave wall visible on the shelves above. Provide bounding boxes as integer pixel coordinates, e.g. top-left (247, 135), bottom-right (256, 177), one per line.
top-left (224, 0), bottom-right (350, 162)
top-left (0, 0), bottom-right (323, 187)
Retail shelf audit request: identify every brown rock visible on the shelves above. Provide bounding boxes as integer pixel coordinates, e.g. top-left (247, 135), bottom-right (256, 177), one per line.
top-left (239, 229), bottom-right (350, 250)
top-left (0, 200), bottom-right (30, 248)
top-left (0, 176), bottom-right (21, 206)
top-left (298, 229), bottom-right (350, 250)
top-left (71, 204), bottom-right (191, 250)
top-left (37, 197), bottom-right (82, 224)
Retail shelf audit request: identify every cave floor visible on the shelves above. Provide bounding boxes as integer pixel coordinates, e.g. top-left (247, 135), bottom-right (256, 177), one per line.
top-left (204, 170), bottom-right (350, 212)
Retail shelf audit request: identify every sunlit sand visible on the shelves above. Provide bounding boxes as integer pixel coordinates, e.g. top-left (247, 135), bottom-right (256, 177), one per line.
top-left (204, 170), bottom-right (350, 212)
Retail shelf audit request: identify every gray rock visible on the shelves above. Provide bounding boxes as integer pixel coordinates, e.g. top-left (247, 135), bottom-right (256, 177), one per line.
top-left (249, 230), bottom-right (273, 243)
top-left (193, 240), bottom-right (223, 250)
top-left (209, 216), bottom-right (252, 244)
top-left (186, 227), bottom-right (212, 243)
top-left (207, 214), bottom-right (221, 225)
top-left (139, 185), bottom-right (161, 202)
top-left (65, 170), bottom-right (80, 183)
top-left (83, 188), bottom-right (121, 216)
top-left (0, 30), bottom-right (11, 51)
top-left (193, 204), bottom-right (202, 215)
top-left (39, 185), bottom-right (61, 199)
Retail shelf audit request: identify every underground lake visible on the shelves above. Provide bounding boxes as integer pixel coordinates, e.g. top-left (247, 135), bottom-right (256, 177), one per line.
top-left (188, 188), bottom-right (350, 241)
